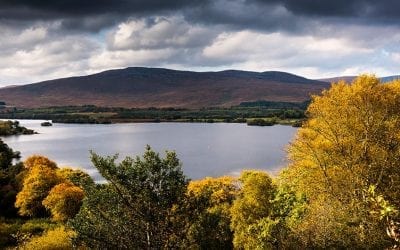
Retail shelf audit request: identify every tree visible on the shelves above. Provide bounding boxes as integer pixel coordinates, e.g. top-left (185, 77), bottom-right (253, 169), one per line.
top-left (15, 157), bottom-right (60, 217)
top-left (182, 176), bottom-right (238, 249)
top-left (70, 146), bottom-right (189, 249)
top-left (0, 138), bottom-right (20, 170)
top-left (42, 182), bottom-right (84, 222)
top-left (23, 155), bottom-right (57, 170)
top-left (230, 170), bottom-right (277, 249)
top-left (284, 75), bottom-right (400, 248)
top-left (0, 139), bottom-right (22, 217)
top-left (15, 156), bottom-right (86, 219)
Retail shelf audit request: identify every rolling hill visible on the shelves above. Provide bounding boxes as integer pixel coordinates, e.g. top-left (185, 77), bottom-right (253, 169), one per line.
top-left (0, 67), bottom-right (330, 108)
top-left (319, 75), bottom-right (400, 84)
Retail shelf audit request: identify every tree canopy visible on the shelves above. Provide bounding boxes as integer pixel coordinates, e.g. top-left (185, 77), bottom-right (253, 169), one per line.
top-left (15, 156), bottom-right (86, 220)
top-left (0, 139), bottom-right (22, 217)
top-left (70, 146), bottom-right (189, 249)
top-left (283, 75), bottom-right (400, 248)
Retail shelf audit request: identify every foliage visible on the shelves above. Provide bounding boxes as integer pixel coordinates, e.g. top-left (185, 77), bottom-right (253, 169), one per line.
top-left (23, 155), bottom-right (58, 170)
top-left (247, 118), bottom-right (275, 126)
top-left (239, 100), bottom-right (309, 109)
top-left (0, 220), bottom-right (19, 247)
top-left (182, 176), bottom-right (239, 249)
top-left (56, 167), bottom-right (94, 188)
top-left (0, 139), bottom-right (23, 217)
top-left (70, 146), bottom-right (189, 249)
top-left (0, 120), bottom-right (35, 136)
top-left (15, 157), bottom-right (60, 217)
top-left (21, 226), bottom-right (76, 250)
top-left (284, 75), bottom-right (400, 248)
top-left (0, 103), bottom-right (306, 125)
top-left (15, 156), bottom-right (85, 220)
top-left (42, 182), bottom-right (84, 222)
top-left (0, 218), bottom-right (56, 248)
top-left (230, 170), bottom-right (277, 249)
top-left (0, 138), bottom-right (20, 170)
top-left (229, 170), bottom-right (307, 249)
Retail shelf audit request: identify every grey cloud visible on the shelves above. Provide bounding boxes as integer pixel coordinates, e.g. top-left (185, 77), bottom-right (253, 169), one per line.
top-left (0, 0), bottom-right (201, 17)
top-left (0, 0), bottom-right (399, 85)
top-left (1, 0), bottom-right (400, 34)
top-left (250, 0), bottom-right (400, 18)
top-left (106, 16), bottom-right (221, 51)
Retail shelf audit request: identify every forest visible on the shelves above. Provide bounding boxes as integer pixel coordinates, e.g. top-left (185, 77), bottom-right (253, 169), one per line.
top-left (1, 75), bottom-right (400, 249)
top-left (0, 102), bottom-right (306, 126)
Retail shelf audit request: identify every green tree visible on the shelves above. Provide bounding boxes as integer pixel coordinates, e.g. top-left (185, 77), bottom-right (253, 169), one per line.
top-left (284, 75), bottom-right (400, 248)
top-left (70, 145), bottom-right (189, 249)
top-left (0, 139), bottom-right (22, 217)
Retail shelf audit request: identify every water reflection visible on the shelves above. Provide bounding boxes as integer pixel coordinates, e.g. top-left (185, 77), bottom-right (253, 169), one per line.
top-left (2, 120), bottom-right (297, 181)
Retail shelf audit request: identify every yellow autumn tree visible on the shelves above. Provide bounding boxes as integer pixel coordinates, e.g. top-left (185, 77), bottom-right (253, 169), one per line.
top-left (230, 170), bottom-right (276, 249)
top-left (42, 182), bottom-right (85, 222)
top-left (15, 155), bottom-right (87, 220)
top-left (23, 155), bottom-right (57, 170)
top-left (283, 75), bottom-right (400, 248)
top-left (15, 156), bottom-right (60, 217)
top-left (183, 176), bottom-right (238, 248)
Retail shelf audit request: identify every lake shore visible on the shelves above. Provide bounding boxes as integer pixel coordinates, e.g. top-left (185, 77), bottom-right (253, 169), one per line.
top-left (0, 103), bottom-right (306, 127)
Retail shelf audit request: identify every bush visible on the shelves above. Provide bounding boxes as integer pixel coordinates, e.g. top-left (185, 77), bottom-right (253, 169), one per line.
top-left (22, 226), bottom-right (76, 250)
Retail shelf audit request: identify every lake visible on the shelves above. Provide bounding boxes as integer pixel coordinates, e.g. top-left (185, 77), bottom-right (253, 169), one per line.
top-left (1, 120), bottom-right (298, 181)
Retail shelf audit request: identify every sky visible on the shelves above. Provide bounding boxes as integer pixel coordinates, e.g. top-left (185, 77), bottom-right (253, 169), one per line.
top-left (0, 0), bottom-right (399, 85)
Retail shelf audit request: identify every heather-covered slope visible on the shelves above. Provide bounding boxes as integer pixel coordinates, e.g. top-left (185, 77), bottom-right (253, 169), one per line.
top-left (0, 67), bottom-right (329, 108)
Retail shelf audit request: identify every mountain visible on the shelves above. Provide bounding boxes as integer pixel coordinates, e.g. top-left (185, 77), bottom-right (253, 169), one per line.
top-left (319, 75), bottom-right (400, 84)
top-left (318, 76), bottom-right (356, 83)
top-left (0, 67), bottom-right (329, 108)
top-left (380, 75), bottom-right (400, 83)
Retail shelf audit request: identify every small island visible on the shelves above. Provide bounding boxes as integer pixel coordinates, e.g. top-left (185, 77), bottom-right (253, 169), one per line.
top-left (41, 121), bottom-right (53, 126)
top-left (0, 120), bottom-right (36, 136)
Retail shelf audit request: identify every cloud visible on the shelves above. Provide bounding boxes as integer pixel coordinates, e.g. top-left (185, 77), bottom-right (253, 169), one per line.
top-left (107, 16), bottom-right (218, 50)
top-left (0, 1), bottom-right (399, 85)
top-left (2, 0), bottom-right (400, 33)
top-left (201, 30), bottom-right (379, 77)
top-left (0, 25), bottom-right (99, 84)
top-left (88, 16), bottom-right (221, 71)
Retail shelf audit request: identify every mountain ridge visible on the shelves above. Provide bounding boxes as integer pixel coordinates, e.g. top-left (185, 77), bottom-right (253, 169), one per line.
top-left (0, 67), bottom-right (366, 108)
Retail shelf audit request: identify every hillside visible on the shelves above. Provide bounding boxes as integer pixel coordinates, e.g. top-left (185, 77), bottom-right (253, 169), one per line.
top-left (319, 75), bottom-right (400, 84)
top-left (318, 76), bottom-right (356, 83)
top-left (0, 67), bottom-right (329, 108)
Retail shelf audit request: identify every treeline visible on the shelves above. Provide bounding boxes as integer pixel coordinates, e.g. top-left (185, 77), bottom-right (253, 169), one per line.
top-left (0, 102), bottom-right (306, 126)
top-left (1, 75), bottom-right (400, 248)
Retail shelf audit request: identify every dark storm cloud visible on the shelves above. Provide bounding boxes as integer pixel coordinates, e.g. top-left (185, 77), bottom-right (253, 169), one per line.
top-left (271, 0), bottom-right (400, 18)
top-left (0, 0), bottom-right (208, 31)
top-left (0, 0), bottom-right (399, 85)
top-left (1, 0), bottom-right (400, 32)
top-left (0, 0), bottom-right (203, 17)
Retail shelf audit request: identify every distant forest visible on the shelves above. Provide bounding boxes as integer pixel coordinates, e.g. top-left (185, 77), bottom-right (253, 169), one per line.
top-left (0, 101), bottom-right (307, 126)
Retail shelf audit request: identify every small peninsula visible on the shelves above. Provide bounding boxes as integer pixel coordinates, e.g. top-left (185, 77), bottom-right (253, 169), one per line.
top-left (0, 120), bottom-right (36, 136)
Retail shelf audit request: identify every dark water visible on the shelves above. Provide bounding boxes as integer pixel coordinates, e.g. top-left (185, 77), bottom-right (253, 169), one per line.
top-left (1, 120), bottom-right (297, 181)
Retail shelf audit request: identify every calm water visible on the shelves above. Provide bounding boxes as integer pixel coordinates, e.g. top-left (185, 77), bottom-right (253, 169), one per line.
top-left (2, 120), bottom-right (297, 181)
